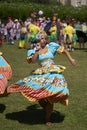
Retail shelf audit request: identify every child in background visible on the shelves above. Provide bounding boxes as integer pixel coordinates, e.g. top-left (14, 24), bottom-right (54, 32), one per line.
top-left (28, 20), bottom-right (40, 49)
top-left (49, 20), bottom-right (57, 42)
top-left (19, 23), bottom-right (27, 49)
top-left (73, 29), bottom-right (78, 48)
top-left (0, 32), bottom-right (3, 46)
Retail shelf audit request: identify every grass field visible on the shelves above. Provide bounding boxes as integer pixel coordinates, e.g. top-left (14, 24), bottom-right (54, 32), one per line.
top-left (0, 41), bottom-right (87, 130)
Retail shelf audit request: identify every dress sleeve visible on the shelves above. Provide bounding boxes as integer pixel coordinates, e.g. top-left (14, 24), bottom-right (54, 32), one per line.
top-left (27, 49), bottom-right (36, 61)
top-left (27, 49), bottom-right (36, 63)
top-left (27, 49), bottom-right (36, 57)
top-left (57, 45), bottom-right (64, 54)
top-left (48, 42), bottom-right (64, 54)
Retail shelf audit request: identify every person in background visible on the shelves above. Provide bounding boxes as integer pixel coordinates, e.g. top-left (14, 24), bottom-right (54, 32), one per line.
top-left (0, 31), bottom-right (3, 46)
top-left (63, 22), bottom-right (74, 51)
top-left (27, 20), bottom-right (40, 49)
top-left (19, 23), bottom-right (27, 49)
top-left (13, 19), bottom-right (21, 40)
top-left (6, 16), bottom-right (14, 45)
top-left (75, 21), bottom-right (86, 49)
top-left (49, 20), bottom-right (57, 42)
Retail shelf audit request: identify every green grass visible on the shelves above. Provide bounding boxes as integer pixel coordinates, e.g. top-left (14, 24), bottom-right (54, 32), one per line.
top-left (0, 41), bottom-right (87, 130)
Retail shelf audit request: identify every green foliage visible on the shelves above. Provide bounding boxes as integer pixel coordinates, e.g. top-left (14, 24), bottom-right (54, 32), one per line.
top-left (0, 2), bottom-right (87, 21)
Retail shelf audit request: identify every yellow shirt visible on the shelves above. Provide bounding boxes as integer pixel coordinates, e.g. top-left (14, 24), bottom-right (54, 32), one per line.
top-left (50, 25), bottom-right (57, 35)
top-left (64, 25), bottom-right (74, 35)
top-left (28, 24), bottom-right (40, 34)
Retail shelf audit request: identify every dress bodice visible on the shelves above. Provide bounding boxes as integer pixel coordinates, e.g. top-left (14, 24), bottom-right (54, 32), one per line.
top-left (27, 42), bottom-right (65, 75)
top-left (27, 42), bottom-right (64, 63)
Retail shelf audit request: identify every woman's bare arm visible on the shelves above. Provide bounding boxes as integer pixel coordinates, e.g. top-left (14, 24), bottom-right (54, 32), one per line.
top-left (63, 49), bottom-right (77, 66)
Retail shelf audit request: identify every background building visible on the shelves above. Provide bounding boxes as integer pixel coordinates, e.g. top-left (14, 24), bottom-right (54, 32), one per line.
top-left (60, 0), bottom-right (87, 7)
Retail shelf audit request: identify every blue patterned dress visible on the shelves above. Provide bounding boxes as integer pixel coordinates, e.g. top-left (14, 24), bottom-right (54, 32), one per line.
top-left (0, 53), bottom-right (12, 94)
top-left (8, 42), bottom-right (69, 105)
top-left (0, 55), bottom-right (12, 80)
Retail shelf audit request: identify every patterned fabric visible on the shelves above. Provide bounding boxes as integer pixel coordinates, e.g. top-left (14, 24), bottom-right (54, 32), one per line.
top-left (0, 74), bottom-right (8, 94)
top-left (8, 42), bottom-right (69, 105)
top-left (0, 55), bottom-right (12, 80)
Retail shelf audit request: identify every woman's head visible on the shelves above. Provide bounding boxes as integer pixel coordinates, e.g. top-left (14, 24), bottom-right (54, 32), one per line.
top-left (36, 38), bottom-right (46, 49)
top-left (36, 31), bottom-right (48, 48)
top-left (36, 42), bottom-right (41, 51)
top-left (40, 38), bottom-right (47, 47)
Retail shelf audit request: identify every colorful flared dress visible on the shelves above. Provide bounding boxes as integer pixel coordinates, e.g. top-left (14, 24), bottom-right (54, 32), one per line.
top-left (0, 74), bottom-right (8, 94)
top-left (0, 53), bottom-right (12, 94)
top-left (8, 42), bottom-right (69, 106)
top-left (0, 54), bottom-right (12, 80)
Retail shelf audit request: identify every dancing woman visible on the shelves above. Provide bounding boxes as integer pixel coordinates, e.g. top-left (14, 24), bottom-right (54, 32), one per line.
top-left (7, 35), bottom-right (76, 126)
top-left (0, 52), bottom-right (12, 94)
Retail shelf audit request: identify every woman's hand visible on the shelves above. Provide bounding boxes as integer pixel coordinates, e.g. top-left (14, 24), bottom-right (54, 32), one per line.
top-left (0, 52), bottom-right (2, 55)
top-left (32, 53), bottom-right (39, 63)
top-left (27, 56), bottom-right (32, 64)
top-left (70, 58), bottom-right (77, 66)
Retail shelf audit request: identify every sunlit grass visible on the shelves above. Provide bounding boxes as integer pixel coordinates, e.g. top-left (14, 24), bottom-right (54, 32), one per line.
top-left (0, 41), bottom-right (87, 130)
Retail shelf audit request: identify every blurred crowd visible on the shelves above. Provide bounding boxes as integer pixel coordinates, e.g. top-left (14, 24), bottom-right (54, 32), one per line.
top-left (0, 10), bottom-right (87, 50)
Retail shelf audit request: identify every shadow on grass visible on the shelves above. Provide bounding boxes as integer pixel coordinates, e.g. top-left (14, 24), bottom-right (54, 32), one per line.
top-left (0, 89), bottom-right (10, 98)
top-left (0, 104), bottom-right (6, 113)
top-left (5, 104), bottom-right (65, 125)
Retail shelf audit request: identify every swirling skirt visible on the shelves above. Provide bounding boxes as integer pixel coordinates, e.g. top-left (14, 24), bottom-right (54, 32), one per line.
top-left (8, 70), bottom-right (69, 106)
top-left (0, 55), bottom-right (12, 80)
top-left (0, 74), bottom-right (8, 94)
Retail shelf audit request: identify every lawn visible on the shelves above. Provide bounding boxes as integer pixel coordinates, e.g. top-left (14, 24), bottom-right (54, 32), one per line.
top-left (0, 41), bottom-right (87, 130)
